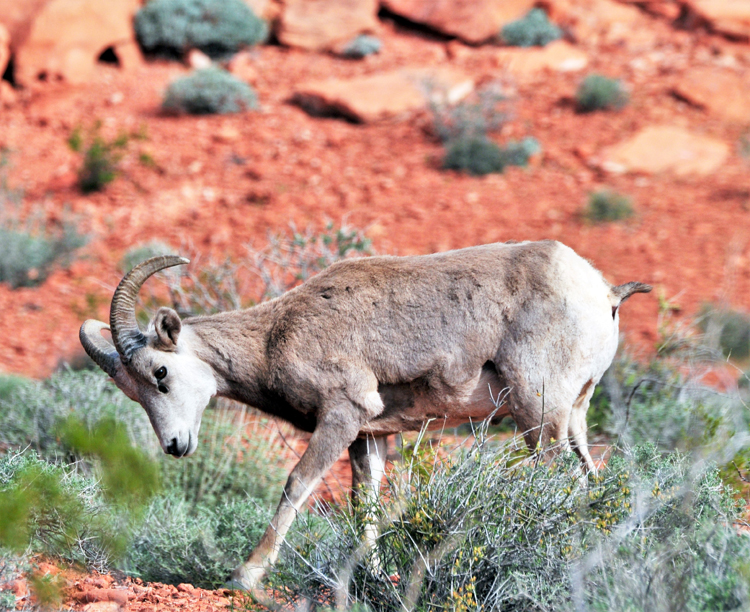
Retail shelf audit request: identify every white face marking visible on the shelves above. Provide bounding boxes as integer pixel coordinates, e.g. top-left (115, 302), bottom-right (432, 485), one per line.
top-left (124, 326), bottom-right (217, 456)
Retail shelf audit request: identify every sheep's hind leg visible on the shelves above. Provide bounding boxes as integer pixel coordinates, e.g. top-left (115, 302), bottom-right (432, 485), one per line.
top-left (569, 379), bottom-right (597, 474)
top-left (227, 399), bottom-right (365, 591)
top-left (349, 435), bottom-right (389, 568)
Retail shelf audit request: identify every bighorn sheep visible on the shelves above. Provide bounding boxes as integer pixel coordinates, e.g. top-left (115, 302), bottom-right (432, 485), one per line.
top-left (80, 240), bottom-right (650, 589)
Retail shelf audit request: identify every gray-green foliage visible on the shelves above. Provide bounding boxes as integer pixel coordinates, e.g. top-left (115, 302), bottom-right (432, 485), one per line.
top-left (124, 491), bottom-right (270, 588)
top-left (576, 74), bottom-right (629, 112)
top-left (443, 136), bottom-right (540, 176)
top-left (501, 8), bottom-right (562, 47)
top-left (162, 68), bottom-right (258, 115)
top-left (120, 240), bottom-right (176, 274)
top-left (584, 190), bottom-right (634, 223)
top-left (272, 433), bottom-right (750, 611)
top-left (134, 0), bottom-right (267, 59)
top-left (158, 405), bottom-right (285, 508)
top-left (431, 85), bottom-right (508, 144)
top-left (0, 181), bottom-right (87, 287)
top-left (0, 369), bottom-right (156, 459)
top-left (700, 305), bottom-right (750, 361)
top-left (341, 35), bottom-right (382, 59)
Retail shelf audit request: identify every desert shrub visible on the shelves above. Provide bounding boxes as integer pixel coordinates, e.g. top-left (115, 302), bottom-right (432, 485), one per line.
top-left (443, 136), bottom-right (540, 176)
top-left (584, 190), bottom-right (634, 222)
top-left (443, 136), bottom-right (505, 175)
top-left (340, 35), bottom-right (382, 59)
top-left (0, 369), bottom-right (156, 459)
top-left (271, 432), bottom-right (749, 611)
top-left (68, 124), bottom-right (129, 193)
top-left (500, 8), bottom-right (562, 47)
top-left (431, 84), bottom-right (509, 144)
top-left (576, 74), bottom-right (628, 112)
top-left (0, 180), bottom-right (86, 288)
top-left (0, 423), bottom-right (160, 571)
top-left (124, 491), bottom-right (270, 588)
top-left (162, 68), bottom-right (257, 115)
top-left (134, 0), bottom-right (267, 59)
top-left (157, 404), bottom-right (287, 508)
top-left (700, 305), bottom-right (750, 361)
top-left (120, 240), bottom-right (176, 273)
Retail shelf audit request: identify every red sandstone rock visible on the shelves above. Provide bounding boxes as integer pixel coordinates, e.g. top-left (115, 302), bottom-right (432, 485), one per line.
top-left (672, 67), bottom-right (750, 123)
top-left (276, 0), bottom-right (378, 50)
top-left (381, 0), bottom-right (535, 44)
top-left (0, 23), bottom-right (9, 78)
top-left (600, 125), bottom-right (730, 177)
top-left (494, 40), bottom-right (588, 75)
top-left (683, 0), bottom-right (750, 40)
top-left (74, 588), bottom-right (129, 606)
top-left (14, 0), bottom-right (140, 86)
top-left (294, 67), bottom-right (473, 123)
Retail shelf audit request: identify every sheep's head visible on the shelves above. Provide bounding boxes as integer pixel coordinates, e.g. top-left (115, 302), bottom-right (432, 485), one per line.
top-left (79, 256), bottom-right (216, 457)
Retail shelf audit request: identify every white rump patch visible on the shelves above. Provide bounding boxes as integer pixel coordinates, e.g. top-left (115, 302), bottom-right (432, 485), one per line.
top-left (363, 390), bottom-right (385, 418)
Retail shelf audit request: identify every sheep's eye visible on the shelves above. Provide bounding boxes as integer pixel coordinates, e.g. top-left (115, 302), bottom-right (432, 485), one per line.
top-left (158, 383), bottom-right (169, 394)
top-left (155, 366), bottom-right (167, 380)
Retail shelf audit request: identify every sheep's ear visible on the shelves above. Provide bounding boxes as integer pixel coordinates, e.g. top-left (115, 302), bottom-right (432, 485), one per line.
top-left (154, 307), bottom-right (182, 350)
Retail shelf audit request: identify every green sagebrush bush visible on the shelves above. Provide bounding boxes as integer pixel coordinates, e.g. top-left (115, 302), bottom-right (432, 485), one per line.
top-left (0, 369), bottom-right (156, 458)
top-left (584, 190), bottom-right (634, 223)
top-left (68, 124), bottom-right (130, 193)
top-left (271, 433), bottom-right (750, 612)
top-left (135, 0), bottom-right (267, 59)
top-left (443, 136), bottom-right (540, 176)
top-left (0, 196), bottom-right (86, 289)
top-left (576, 74), bottom-right (628, 112)
top-left (0, 426), bottom-right (160, 571)
top-left (162, 68), bottom-right (258, 115)
top-left (700, 304), bottom-right (750, 361)
top-left (340, 35), bottom-right (382, 59)
top-left (501, 8), bottom-right (562, 47)
top-left (124, 492), bottom-right (270, 589)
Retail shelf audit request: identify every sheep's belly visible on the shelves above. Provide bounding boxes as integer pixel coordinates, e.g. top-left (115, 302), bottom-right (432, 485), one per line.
top-left (360, 366), bottom-right (509, 437)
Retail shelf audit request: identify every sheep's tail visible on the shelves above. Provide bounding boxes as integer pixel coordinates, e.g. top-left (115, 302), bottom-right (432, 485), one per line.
top-left (611, 281), bottom-right (652, 305)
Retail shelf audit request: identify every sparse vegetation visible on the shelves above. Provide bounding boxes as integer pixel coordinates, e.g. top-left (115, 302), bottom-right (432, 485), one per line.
top-left (272, 431), bottom-right (750, 611)
top-left (443, 136), bottom-right (541, 176)
top-left (576, 74), bottom-right (629, 112)
top-left (120, 240), bottom-right (176, 274)
top-left (340, 35), bottom-right (382, 59)
top-left (134, 0), bottom-right (267, 60)
top-left (500, 8), bottom-right (562, 47)
top-left (431, 84), bottom-right (509, 144)
top-left (162, 68), bottom-right (258, 115)
top-left (0, 178), bottom-right (86, 288)
top-left (68, 124), bottom-right (129, 193)
top-left (700, 304), bottom-right (750, 361)
top-left (584, 190), bottom-right (634, 222)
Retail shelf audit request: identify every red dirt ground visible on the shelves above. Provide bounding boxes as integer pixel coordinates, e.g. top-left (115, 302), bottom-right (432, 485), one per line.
top-left (1, 4), bottom-right (750, 609)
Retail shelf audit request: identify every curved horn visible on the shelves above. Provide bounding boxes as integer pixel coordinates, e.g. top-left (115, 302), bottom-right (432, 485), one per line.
top-left (109, 255), bottom-right (189, 362)
top-left (80, 320), bottom-right (119, 379)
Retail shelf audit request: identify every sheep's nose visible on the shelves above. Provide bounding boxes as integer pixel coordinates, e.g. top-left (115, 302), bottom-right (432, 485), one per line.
top-left (166, 437), bottom-right (188, 457)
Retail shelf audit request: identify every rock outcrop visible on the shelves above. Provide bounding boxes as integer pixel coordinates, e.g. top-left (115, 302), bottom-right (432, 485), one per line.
top-left (6, 0), bottom-right (141, 86)
top-left (276, 0), bottom-right (378, 50)
top-left (494, 40), bottom-right (588, 75)
top-left (294, 68), bottom-right (473, 122)
top-left (672, 67), bottom-right (750, 123)
top-left (683, 0), bottom-right (750, 40)
top-left (380, 0), bottom-right (536, 44)
top-left (600, 125), bottom-right (729, 176)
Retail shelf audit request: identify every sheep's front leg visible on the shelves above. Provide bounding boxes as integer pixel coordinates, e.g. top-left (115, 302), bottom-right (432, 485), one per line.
top-left (228, 401), bottom-right (365, 590)
top-left (349, 435), bottom-right (389, 564)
